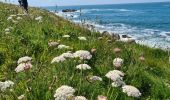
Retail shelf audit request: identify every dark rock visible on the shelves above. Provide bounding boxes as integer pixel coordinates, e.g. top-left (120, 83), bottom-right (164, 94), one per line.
top-left (101, 31), bottom-right (111, 37)
top-left (62, 9), bottom-right (77, 12)
top-left (122, 35), bottom-right (131, 38)
top-left (112, 34), bottom-right (120, 40)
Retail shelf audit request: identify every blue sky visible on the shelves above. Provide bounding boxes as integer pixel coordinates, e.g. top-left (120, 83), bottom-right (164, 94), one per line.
top-left (1, 0), bottom-right (170, 6)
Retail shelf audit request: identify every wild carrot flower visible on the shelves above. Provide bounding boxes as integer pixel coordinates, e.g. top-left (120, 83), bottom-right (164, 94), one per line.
top-left (16, 17), bottom-right (22, 20)
top-left (17, 56), bottom-right (32, 64)
top-left (78, 37), bottom-right (87, 41)
top-left (63, 35), bottom-right (70, 38)
top-left (105, 70), bottom-right (124, 79)
top-left (10, 15), bottom-right (16, 17)
top-left (18, 94), bottom-right (25, 100)
top-left (98, 95), bottom-right (107, 100)
top-left (15, 62), bottom-right (33, 73)
top-left (74, 96), bottom-right (87, 100)
top-left (58, 44), bottom-right (70, 49)
top-left (113, 58), bottom-right (123, 69)
top-left (73, 50), bottom-right (92, 60)
top-left (54, 85), bottom-right (75, 100)
top-left (5, 28), bottom-right (10, 32)
top-left (35, 16), bottom-right (42, 21)
top-left (61, 52), bottom-right (74, 58)
top-left (0, 80), bottom-right (14, 91)
top-left (48, 41), bottom-right (59, 47)
top-left (76, 64), bottom-right (91, 70)
top-left (122, 85), bottom-right (141, 98)
top-left (51, 56), bottom-right (66, 63)
top-left (7, 16), bottom-right (13, 21)
top-left (106, 70), bottom-right (125, 87)
top-left (89, 76), bottom-right (102, 81)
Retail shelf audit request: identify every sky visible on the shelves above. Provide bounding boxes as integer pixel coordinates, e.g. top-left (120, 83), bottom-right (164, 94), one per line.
top-left (0, 0), bottom-right (170, 6)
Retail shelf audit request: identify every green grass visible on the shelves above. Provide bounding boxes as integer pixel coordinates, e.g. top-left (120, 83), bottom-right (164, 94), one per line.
top-left (0, 2), bottom-right (170, 100)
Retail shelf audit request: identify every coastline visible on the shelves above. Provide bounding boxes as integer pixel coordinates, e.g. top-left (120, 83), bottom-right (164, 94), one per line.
top-left (52, 10), bottom-right (170, 50)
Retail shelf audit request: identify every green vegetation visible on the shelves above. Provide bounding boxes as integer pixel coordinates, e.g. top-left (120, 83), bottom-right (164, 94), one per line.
top-left (0, 2), bottom-right (170, 100)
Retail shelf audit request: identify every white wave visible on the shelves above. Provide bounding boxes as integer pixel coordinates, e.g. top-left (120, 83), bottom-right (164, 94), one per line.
top-left (79, 8), bottom-right (134, 13)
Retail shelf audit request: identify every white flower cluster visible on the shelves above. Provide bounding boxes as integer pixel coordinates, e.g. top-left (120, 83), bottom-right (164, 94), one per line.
top-left (54, 85), bottom-right (87, 100)
top-left (7, 16), bottom-right (13, 21)
top-left (76, 64), bottom-right (91, 70)
top-left (73, 50), bottom-right (92, 60)
top-left (51, 52), bottom-right (74, 63)
top-left (35, 16), bottom-right (43, 22)
top-left (51, 56), bottom-right (66, 63)
top-left (48, 41), bottom-right (59, 47)
top-left (4, 27), bottom-right (13, 34)
top-left (113, 58), bottom-right (123, 68)
top-left (74, 96), bottom-right (87, 100)
top-left (15, 56), bottom-right (33, 73)
top-left (89, 76), bottom-right (102, 82)
top-left (17, 56), bottom-right (32, 64)
top-left (16, 16), bottom-right (22, 20)
top-left (54, 85), bottom-right (75, 100)
top-left (122, 85), bottom-right (141, 98)
top-left (0, 80), bottom-right (14, 91)
top-left (63, 35), bottom-right (70, 38)
top-left (61, 52), bottom-right (74, 58)
top-left (105, 70), bottom-right (125, 87)
top-left (78, 37), bottom-right (87, 41)
top-left (58, 44), bottom-right (70, 49)
top-left (18, 94), bottom-right (25, 100)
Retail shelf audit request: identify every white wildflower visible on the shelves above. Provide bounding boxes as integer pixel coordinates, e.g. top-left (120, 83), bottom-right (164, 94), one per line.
top-left (76, 64), bottom-right (91, 70)
top-left (10, 15), bottom-right (16, 17)
top-left (18, 94), bottom-right (25, 100)
top-left (78, 37), bottom-right (87, 41)
top-left (74, 96), bottom-right (87, 100)
top-left (48, 41), bottom-right (59, 47)
top-left (63, 35), bottom-right (70, 38)
top-left (35, 16), bottom-right (42, 21)
top-left (17, 56), bottom-right (32, 64)
top-left (89, 76), bottom-right (102, 81)
top-left (58, 44), bottom-right (70, 49)
top-left (5, 28), bottom-right (10, 32)
top-left (73, 50), bottom-right (92, 60)
top-left (51, 56), bottom-right (66, 63)
top-left (105, 70), bottom-right (124, 79)
top-left (0, 80), bottom-right (14, 91)
top-left (98, 95), bottom-right (107, 100)
top-left (113, 58), bottom-right (123, 68)
top-left (105, 70), bottom-right (125, 87)
top-left (7, 16), bottom-right (13, 21)
top-left (12, 20), bottom-right (18, 24)
top-left (15, 62), bottom-right (33, 73)
top-left (61, 52), bottom-right (74, 58)
top-left (54, 85), bottom-right (75, 100)
top-left (122, 85), bottom-right (141, 98)
top-left (111, 80), bottom-right (125, 87)
top-left (16, 17), bottom-right (22, 20)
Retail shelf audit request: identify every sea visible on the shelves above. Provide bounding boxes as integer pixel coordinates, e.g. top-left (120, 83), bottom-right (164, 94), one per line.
top-left (44, 2), bottom-right (170, 49)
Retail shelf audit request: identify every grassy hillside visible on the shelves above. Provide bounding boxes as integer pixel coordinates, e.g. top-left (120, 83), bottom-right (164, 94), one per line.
top-left (0, 2), bottom-right (170, 100)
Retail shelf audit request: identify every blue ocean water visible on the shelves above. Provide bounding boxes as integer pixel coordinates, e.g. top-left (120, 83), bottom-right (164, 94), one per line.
top-left (45, 2), bottom-right (170, 49)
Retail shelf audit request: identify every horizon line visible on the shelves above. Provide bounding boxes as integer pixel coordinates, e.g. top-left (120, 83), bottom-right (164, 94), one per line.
top-left (42, 1), bottom-right (170, 7)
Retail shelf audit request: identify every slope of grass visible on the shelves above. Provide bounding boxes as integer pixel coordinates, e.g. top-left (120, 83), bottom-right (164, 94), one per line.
top-left (0, 2), bottom-right (170, 100)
